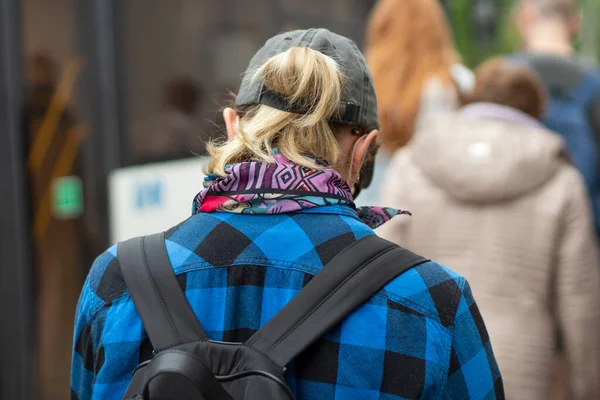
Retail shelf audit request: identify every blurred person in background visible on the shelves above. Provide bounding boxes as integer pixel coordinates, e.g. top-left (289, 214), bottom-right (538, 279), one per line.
top-left (357, 0), bottom-right (474, 206)
top-left (26, 52), bottom-right (85, 400)
top-left (131, 76), bottom-right (203, 164)
top-left (513, 0), bottom-right (600, 235)
top-left (377, 58), bottom-right (600, 400)
top-left (72, 29), bottom-right (503, 400)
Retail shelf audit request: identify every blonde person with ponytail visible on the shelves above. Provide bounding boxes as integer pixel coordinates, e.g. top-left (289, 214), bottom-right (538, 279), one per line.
top-left (207, 47), bottom-right (350, 178)
top-left (72, 29), bottom-right (503, 400)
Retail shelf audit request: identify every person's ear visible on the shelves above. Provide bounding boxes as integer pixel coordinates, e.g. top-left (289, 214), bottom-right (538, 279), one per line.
top-left (223, 107), bottom-right (239, 141)
top-left (351, 129), bottom-right (379, 179)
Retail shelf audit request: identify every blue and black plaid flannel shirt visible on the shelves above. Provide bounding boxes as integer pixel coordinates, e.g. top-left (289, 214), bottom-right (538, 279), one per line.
top-left (71, 205), bottom-right (504, 399)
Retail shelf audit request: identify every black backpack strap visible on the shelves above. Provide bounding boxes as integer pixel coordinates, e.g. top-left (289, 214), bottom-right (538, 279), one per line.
top-left (245, 234), bottom-right (427, 368)
top-left (118, 232), bottom-right (208, 351)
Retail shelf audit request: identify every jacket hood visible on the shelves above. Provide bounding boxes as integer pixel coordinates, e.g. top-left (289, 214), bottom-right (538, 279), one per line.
top-left (410, 103), bottom-right (566, 203)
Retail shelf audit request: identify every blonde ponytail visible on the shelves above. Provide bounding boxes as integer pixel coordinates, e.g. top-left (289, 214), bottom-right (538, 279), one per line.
top-left (206, 47), bottom-right (344, 176)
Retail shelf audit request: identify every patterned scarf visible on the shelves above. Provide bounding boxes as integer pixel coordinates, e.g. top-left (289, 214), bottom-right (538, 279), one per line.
top-left (192, 152), bottom-right (409, 229)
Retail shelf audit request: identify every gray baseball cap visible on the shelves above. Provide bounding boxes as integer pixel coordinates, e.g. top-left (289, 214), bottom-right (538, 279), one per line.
top-left (235, 28), bottom-right (379, 131)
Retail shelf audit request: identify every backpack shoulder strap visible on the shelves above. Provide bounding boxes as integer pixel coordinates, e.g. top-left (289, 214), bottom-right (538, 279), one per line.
top-left (245, 234), bottom-right (427, 368)
top-left (118, 232), bottom-right (207, 351)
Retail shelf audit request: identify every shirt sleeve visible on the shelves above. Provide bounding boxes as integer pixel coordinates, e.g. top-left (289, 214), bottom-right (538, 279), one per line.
top-left (70, 250), bottom-right (115, 400)
top-left (70, 273), bottom-right (97, 400)
top-left (443, 280), bottom-right (505, 399)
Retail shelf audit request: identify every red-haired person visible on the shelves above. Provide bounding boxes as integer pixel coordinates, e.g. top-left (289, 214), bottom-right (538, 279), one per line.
top-left (357, 0), bottom-right (473, 206)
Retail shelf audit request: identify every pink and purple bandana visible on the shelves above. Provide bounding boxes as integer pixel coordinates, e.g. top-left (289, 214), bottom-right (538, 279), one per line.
top-left (192, 152), bottom-right (410, 229)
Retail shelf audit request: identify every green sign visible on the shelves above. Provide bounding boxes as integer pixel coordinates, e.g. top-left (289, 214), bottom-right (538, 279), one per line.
top-left (52, 176), bottom-right (83, 219)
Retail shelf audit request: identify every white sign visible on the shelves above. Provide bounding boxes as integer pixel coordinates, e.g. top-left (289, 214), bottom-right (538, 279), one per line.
top-left (109, 157), bottom-right (208, 243)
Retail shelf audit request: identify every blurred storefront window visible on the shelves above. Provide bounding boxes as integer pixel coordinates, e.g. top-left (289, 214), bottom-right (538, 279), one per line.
top-left (21, 0), bottom-right (95, 398)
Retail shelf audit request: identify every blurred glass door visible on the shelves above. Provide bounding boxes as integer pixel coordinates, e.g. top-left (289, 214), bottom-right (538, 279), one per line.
top-left (21, 0), bottom-right (98, 398)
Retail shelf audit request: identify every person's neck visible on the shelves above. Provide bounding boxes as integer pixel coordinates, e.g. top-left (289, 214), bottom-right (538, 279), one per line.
top-left (525, 20), bottom-right (574, 57)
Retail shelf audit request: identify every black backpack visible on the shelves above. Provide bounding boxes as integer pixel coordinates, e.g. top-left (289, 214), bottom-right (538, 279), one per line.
top-left (118, 232), bottom-right (426, 400)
